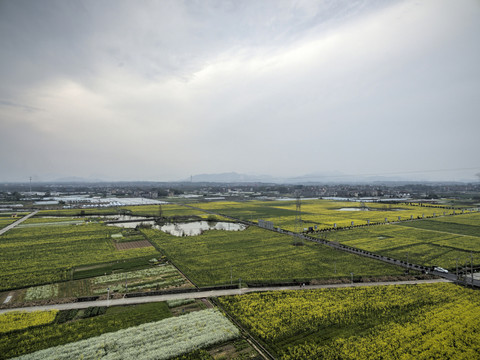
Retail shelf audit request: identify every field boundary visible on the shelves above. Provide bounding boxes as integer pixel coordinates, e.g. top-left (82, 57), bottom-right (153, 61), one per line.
top-left (394, 222), bottom-right (478, 238)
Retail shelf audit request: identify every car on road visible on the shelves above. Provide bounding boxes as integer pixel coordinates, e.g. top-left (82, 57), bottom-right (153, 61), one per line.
top-left (433, 266), bottom-right (449, 273)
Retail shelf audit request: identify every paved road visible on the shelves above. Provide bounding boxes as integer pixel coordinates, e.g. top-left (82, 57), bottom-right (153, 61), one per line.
top-left (0, 278), bottom-right (451, 314)
top-left (0, 210), bottom-right (38, 236)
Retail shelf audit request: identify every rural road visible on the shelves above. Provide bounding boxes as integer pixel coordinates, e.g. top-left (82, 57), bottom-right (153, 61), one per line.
top-left (0, 210), bottom-right (38, 236)
top-left (0, 278), bottom-right (451, 314)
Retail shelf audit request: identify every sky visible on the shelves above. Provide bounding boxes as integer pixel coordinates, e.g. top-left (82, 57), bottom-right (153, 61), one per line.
top-left (1, 0), bottom-right (479, 183)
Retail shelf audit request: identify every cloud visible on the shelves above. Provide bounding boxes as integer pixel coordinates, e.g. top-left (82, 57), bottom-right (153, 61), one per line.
top-left (0, 0), bottom-right (479, 181)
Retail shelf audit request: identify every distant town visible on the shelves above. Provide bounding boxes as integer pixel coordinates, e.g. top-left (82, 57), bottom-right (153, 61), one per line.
top-left (1, 180), bottom-right (479, 211)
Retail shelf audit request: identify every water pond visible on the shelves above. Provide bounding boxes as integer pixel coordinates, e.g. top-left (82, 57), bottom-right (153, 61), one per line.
top-left (158, 221), bottom-right (246, 236)
top-left (337, 208), bottom-right (369, 211)
top-left (108, 220), bottom-right (246, 236)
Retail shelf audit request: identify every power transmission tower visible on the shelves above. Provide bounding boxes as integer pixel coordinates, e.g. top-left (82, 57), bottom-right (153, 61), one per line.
top-left (293, 194), bottom-right (303, 246)
top-left (295, 195), bottom-right (302, 233)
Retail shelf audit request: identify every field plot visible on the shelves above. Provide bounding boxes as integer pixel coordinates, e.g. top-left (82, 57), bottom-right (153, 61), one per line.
top-left (0, 302), bottom-right (172, 359)
top-left (0, 223), bottom-right (159, 291)
top-left (324, 213), bottom-right (480, 269)
top-left (17, 216), bottom-right (87, 227)
top-left (193, 199), bottom-right (460, 232)
top-left (8, 263), bottom-right (191, 302)
top-left (126, 204), bottom-right (207, 218)
top-left (0, 310), bottom-right (58, 334)
top-left (143, 226), bottom-right (404, 287)
top-left (90, 264), bottom-right (190, 294)
top-left (219, 283), bottom-right (480, 359)
top-left (13, 309), bottom-right (239, 360)
top-left (193, 201), bottom-right (299, 223)
top-left (109, 228), bottom-right (154, 250)
top-left (397, 212), bottom-right (480, 237)
top-left (114, 240), bottom-right (152, 250)
top-left (0, 215), bottom-right (20, 230)
top-left (38, 208), bottom-right (120, 216)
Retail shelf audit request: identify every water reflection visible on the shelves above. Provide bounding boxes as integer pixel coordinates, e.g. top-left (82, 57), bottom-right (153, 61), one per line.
top-left (157, 221), bottom-right (246, 236)
top-left (108, 220), bottom-right (246, 236)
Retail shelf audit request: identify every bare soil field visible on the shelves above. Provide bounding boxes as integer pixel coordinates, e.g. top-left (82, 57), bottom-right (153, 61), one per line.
top-left (114, 240), bottom-right (153, 250)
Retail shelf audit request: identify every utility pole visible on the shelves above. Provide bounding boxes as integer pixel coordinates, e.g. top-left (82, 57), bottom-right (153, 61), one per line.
top-left (294, 194), bottom-right (303, 245)
top-left (456, 259), bottom-right (459, 281)
top-left (471, 253), bottom-right (474, 287)
top-left (406, 252), bottom-right (409, 273)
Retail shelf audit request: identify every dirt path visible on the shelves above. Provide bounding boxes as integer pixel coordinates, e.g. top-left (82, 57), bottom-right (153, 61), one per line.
top-left (0, 278), bottom-right (451, 314)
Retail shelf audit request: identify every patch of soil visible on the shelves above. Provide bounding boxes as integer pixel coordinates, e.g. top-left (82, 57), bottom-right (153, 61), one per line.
top-left (114, 240), bottom-right (153, 250)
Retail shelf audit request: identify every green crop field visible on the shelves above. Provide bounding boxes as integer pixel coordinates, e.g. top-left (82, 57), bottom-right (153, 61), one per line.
top-left (218, 283), bottom-right (480, 359)
top-left (0, 223), bottom-right (159, 291)
top-left (0, 214), bottom-right (22, 229)
top-left (38, 208), bottom-right (120, 216)
top-left (126, 204), bottom-right (208, 218)
top-left (11, 264), bottom-right (191, 303)
top-left (322, 213), bottom-right (480, 269)
top-left (397, 213), bottom-right (480, 237)
top-left (192, 199), bottom-right (464, 232)
top-left (143, 226), bottom-right (404, 287)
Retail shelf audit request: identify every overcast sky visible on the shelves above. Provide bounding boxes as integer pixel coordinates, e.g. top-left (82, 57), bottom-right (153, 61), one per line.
top-left (1, 0), bottom-right (479, 182)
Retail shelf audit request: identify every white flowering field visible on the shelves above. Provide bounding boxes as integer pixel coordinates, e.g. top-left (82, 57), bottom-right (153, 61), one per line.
top-left (92, 265), bottom-right (178, 284)
top-left (24, 284), bottom-right (59, 301)
top-left (14, 309), bottom-right (239, 360)
top-left (91, 264), bottom-right (188, 294)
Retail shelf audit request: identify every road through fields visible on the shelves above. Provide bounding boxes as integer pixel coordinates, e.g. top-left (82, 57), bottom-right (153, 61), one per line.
top-left (0, 210), bottom-right (38, 236)
top-left (0, 278), bottom-right (451, 314)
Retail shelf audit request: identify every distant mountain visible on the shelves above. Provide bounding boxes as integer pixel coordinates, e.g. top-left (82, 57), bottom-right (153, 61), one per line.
top-left (186, 172), bottom-right (452, 184)
top-left (189, 172), bottom-right (275, 183)
top-left (52, 176), bottom-right (105, 183)
top-left (188, 172), bottom-right (348, 184)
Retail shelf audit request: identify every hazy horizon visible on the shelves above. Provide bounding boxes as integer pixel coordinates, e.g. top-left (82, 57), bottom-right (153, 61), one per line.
top-left (1, 0), bottom-right (479, 183)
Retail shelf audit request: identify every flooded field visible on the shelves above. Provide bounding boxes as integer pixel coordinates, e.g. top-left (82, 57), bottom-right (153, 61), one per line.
top-left (107, 219), bottom-right (246, 236)
top-left (158, 221), bottom-right (246, 236)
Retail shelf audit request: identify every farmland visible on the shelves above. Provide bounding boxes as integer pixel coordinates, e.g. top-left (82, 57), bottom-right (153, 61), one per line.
top-left (192, 199), bottom-right (466, 232)
top-left (10, 264), bottom-right (191, 303)
top-left (14, 309), bottom-right (239, 360)
top-left (126, 204), bottom-right (208, 218)
top-left (36, 203), bottom-right (213, 219)
top-left (324, 212), bottom-right (480, 269)
top-left (143, 225), bottom-right (405, 287)
top-left (2, 197), bottom-right (479, 359)
top-left (218, 282), bottom-right (480, 359)
top-left (0, 310), bottom-right (58, 334)
top-left (0, 214), bottom-right (21, 229)
top-left (0, 223), bottom-right (159, 291)
top-left (0, 302), bottom-right (172, 359)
